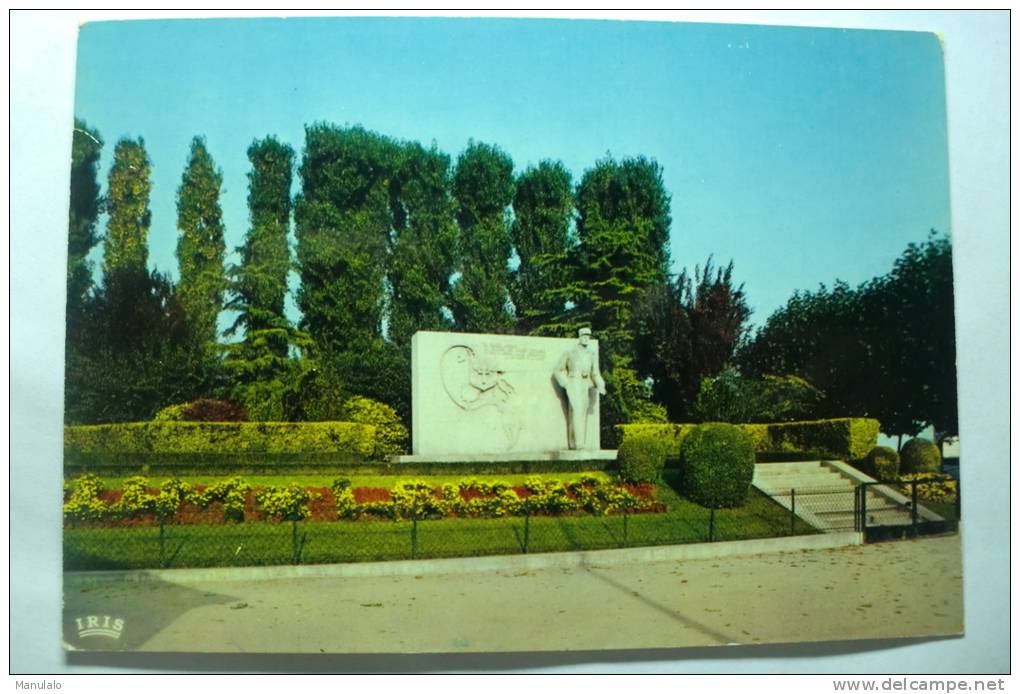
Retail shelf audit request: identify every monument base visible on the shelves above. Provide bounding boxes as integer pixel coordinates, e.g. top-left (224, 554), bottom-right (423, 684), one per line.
top-left (391, 450), bottom-right (618, 464)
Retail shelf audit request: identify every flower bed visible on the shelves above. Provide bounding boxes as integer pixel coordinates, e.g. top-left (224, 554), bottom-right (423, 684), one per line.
top-left (895, 472), bottom-right (958, 504)
top-left (63, 473), bottom-right (664, 528)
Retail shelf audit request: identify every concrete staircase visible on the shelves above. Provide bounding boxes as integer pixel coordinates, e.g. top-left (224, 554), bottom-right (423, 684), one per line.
top-left (752, 461), bottom-right (919, 532)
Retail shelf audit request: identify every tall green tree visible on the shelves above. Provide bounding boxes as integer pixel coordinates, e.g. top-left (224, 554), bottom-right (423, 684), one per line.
top-left (738, 281), bottom-right (871, 419)
top-left (66, 137), bottom-right (219, 423)
top-left (294, 124), bottom-right (398, 355)
top-left (510, 160), bottom-right (574, 333)
top-left (559, 155), bottom-right (673, 357)
top-left (861, 232), bottom-right (957, 441)
top-left (176, 136), bottom-right (227, 350)
top-left (102, 137), bottom-right (151, 287)
top-left (537, 156), bottom-right (673, 443)
top-left (67, 118), bottom-right (104, 321)
top-left (689, 369), bottom-right (823, 424)
top-left (450, 141), bottom-right (516, 333)
top-left (386, 141), bottom-right (459, 345)
top-left (224, 136), bottom-right (309, 420)
top-left (739, 233), bottom-right (957, 441)
top-left (634, 258), bottom-right (751, 420)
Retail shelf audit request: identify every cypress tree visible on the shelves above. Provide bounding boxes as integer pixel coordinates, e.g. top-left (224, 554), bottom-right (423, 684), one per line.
top-left (176, 136), bottom-right (227, 350)
top-left (67, 118), bottom-right (104, 320)
top-left (294, 124), bottom-right (397, 356)
top-left (224, 136), bottom-right (309, 419)
top-left (450, 141), bottom-right (515, 333)
top-left (536, 155), bottom-right (674, 443)
top-left (67, 136), bottom-right (218, 422)
top-left (569, 155), bottom-right (672, 356)
top-left (102, 137), bottom-right (151, 285)
top-left (510, 160), bottom-right (573, 334)
top-left (386, 141), bottom-right (459, 345)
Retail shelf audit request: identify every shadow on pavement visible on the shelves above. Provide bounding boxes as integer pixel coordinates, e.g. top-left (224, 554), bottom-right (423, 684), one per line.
top-left (63, 574), bottom-right (242, 652)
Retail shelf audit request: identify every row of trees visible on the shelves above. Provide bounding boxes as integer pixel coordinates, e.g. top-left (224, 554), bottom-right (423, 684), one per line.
top-left (65, 118), bottom-right (957, 446)
top-left (65, 120), bottom-right (736, 440)
top-left (737, 232), bottom-right (958, 445)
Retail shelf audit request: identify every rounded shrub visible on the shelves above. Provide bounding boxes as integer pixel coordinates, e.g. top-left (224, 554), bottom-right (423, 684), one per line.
top-left (679, 422), bottom-right (755, 508)
top-left (156, 399), bottom-right (247, 422)
top-left (339, 395), bottom-right (409, 456)
top-left (153, 403), bottom-right (188, 422)
top-left (618, 432), bottom-right (669, 483)
top-left (900, 438), bottom-right (942, 474)
top-left (863, 445), bottom-right (900, 480)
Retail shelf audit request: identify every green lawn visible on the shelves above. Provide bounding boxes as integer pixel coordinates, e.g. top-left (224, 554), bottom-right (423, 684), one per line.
top-left (64, 475), bottom-right (817, 571)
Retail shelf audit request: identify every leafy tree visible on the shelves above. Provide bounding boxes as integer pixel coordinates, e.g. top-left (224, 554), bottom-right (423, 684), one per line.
top-left (861, 232), bottom-right (957, 442)
top-left (65, 271), bottom-right (221, 424)
top-left (739, 281), bottom-right (871, 419)
top-left (690, 368), bottom-right (824, 423)
top-left (739, 232), bottom-right (957, 441)
top-left (294, 124), bottom-right (398, 355)
top-left (176, 136), bottom-right (227, 350)
top-left (386, 141), bottom-right (459, 345)
top-left (450, 141), bottom-right (516, 333)
top-left (634, 257), bottom-right (751, 420)
top-left (547, 156), bottom-right (672, 358)
top-left (510, 161), bottom-right (574, 333)
top-left (534, 156), bottom-right (673, 440)
top-left (226, 136), bottom-right (295, 351)
top-left (224, 137), bottom-right (312, 420)
top-left (895, 233), bottom-right (957, 440)
top-left (67, 118), bottom-right (104, 321)
top-left (323, 343), bottom-right (412, 426)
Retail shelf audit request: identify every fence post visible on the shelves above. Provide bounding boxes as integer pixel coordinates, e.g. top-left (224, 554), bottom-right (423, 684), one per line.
top-left (861, 484), bottom-right (868, 534)
top-left (790, 488), bottom-right (796, 535)
top-left (911, 478), bottom-right (919, 536)
top-left (523, 500), bottom-right (530, 554)
top-left (623, 504), bottom-right (630, 548)
top-left (411, 501), bottom-right (419, 560)
top-left (291, 519), bottom-right (299, 564)
top-left (159, 519), bottom-right (166, 568)
top-left (708, 507), bottom-right (715, 542)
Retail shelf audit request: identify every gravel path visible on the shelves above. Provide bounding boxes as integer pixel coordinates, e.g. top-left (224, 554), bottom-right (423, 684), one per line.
top-left (63, 534), bottom-right (962, 654)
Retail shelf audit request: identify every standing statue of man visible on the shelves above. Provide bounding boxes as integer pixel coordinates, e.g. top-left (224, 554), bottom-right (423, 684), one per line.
top-left (554, 327), bottom-right (607, 450)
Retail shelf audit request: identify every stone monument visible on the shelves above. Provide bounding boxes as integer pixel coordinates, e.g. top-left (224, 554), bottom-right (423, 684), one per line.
top-left (394, 330), bottom-right (618, 463)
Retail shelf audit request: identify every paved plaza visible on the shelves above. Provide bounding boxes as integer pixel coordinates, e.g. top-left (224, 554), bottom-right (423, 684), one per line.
top-left (63, 535), bottom-right (963, 655)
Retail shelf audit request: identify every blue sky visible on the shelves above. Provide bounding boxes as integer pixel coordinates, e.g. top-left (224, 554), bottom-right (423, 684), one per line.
top-left (73, 16), bottom-right (950, 329)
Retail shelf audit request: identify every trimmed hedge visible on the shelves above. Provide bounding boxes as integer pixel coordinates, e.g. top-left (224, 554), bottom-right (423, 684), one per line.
top-left (900, 438), bottom-right (942, 474)
top-left (679, 423), bottom-right (756, 508)
top-left (65, 422), bottom-right (379, 473)
top-left (617, 417), bottom-right (880, 463)
top-left (618, 432), bottom-right (669, 483)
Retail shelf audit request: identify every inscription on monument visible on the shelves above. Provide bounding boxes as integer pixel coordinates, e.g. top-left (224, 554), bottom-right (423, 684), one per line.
top-left (482, 343), bottom-right (546, 362)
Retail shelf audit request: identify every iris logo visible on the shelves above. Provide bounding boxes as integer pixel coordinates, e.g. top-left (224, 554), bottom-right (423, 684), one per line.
top-left (74, 615), bottom-right (125, 639)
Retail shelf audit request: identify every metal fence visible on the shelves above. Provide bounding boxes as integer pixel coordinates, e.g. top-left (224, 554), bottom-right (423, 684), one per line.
top-left (855, 475), bottom-right (960, 542)
top-left (64, 489), bottom-right (820, 571)
top-left (755, 485), bottom-right (860, 533)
